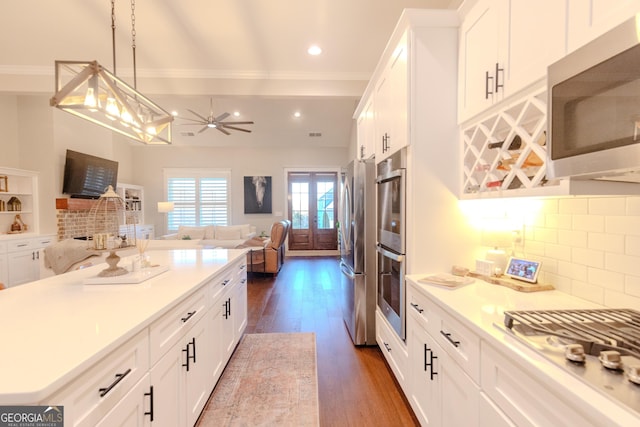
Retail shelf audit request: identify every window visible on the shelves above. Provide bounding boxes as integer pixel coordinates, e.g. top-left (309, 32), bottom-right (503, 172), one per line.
top-left (164, 169), bottom-right (231, 231)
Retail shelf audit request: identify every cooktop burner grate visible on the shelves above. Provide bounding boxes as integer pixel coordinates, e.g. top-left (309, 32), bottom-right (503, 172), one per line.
top-left (504, 308), bottom-right (640, 357)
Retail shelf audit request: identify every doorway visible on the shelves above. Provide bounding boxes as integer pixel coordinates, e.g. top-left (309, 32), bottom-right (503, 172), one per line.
top-left (287, 171), bottom-right (338, 251)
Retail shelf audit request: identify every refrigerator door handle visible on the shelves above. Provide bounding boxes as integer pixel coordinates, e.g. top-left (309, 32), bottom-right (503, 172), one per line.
top-left (376, 244), bottom-right (405, 262)
top-left (340, 261), bottom-right (356, 279)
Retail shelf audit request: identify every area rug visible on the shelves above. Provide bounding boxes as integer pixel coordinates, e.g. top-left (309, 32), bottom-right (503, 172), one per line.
top-left (198, 332), bottom-right (319, 427)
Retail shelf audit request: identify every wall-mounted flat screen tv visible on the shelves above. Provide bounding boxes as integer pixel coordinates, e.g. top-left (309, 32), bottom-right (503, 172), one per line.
top-left (62, 149), bottom-right (119, 199)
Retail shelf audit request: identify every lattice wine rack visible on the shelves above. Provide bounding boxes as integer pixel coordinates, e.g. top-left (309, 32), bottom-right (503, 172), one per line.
top-left (461, 87), bottom-right (554, 197)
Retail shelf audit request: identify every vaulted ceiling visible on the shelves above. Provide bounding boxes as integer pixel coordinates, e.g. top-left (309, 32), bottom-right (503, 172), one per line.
top-left (0, 0), bottom-right (460, 147)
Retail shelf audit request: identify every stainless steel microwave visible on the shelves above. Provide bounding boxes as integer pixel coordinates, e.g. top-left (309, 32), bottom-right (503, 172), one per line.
top-left (548, 16), bottom-right (640, 182)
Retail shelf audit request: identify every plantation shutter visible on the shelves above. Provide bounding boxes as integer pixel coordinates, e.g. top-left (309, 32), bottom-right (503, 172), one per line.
top-left (165, 169), bottom-right (231, 231)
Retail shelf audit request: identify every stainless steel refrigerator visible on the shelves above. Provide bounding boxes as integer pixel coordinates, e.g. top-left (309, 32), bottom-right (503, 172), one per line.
top-left (339, 159), bottom-right (376, 345)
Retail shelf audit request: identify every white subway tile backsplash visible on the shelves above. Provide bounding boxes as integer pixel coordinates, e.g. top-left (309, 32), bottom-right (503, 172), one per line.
top-left (625, 196), bottom-right (640, 215)
top-left (625, 235), bottom-right (640, 256)
top-left (588, 267), bottom-right (624, 292)
top-left (558, 229), bottom-right (587, 247)
top-left (588, 197), bottom-right (626, 215)
top-left (533, 227), bottom-right (557, 243)
top-left (544, 243), bottom-right (571, 262)
top-left (571, 280), bottom-right (604, 305)
top-left (604, 290), bottom-right (640, 309)
top-left (557, 260), bottom-right (587, 282)
top-left (523, 239), bottom-right (545, 256)
top-left (541, 198), bottom-right (559, 214)
top-left (588, 232), bottom-right (624, 254)
top-left (572, 214), bottom-right (604, 232)
top-left (605, 216), bottom-right (640, 236)
top-left (604, 252), bottom-right (640, 276)
top-left (544, 272), bottom-right (571, 293)
top-left (571, 247), bottom-right (604, 269)
top-left (625, 276), bottom-right (640, 298)
top-left (545, 213), bottom-right (572, 230)
top-left (559, 198), bottom-right (587, 214)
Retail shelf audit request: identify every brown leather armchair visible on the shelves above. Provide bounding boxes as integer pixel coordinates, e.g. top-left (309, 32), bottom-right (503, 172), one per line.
top-left (245, 219), bottom-right (290, 275)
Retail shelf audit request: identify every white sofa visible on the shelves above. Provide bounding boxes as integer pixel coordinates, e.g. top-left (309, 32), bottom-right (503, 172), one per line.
top-left (161, 224), bottom-right (256, 249)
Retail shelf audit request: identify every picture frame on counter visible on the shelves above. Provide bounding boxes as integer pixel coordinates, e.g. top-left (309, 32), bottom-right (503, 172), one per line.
top-left (0, 175), bottom-right (7, 192)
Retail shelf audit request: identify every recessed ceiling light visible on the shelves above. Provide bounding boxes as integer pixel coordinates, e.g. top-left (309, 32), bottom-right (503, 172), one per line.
top-left (233, 111), bottom-right (240, 117)
top-left (171, 111), bottom-right (179, 116)
top-left (294, 111), bottom-right (301, 118)
top-left (307, 45), bottom-right (322, 56)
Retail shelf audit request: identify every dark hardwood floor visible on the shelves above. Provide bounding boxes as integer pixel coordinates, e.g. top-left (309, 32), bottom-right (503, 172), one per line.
top-left (246, 256), bottom-right (419, 427)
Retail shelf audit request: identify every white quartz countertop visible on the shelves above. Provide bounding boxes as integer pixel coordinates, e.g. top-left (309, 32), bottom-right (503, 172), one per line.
top-left (0, 248), bottom-right (247, 404)
top-left (407, 274), bottom-right (640, 426)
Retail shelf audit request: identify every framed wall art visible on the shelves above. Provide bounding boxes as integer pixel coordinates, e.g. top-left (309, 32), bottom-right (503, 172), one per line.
top-left (244, 176), bottom-right (272, 214)
top-left (0, 175), bottom-right (7, 192)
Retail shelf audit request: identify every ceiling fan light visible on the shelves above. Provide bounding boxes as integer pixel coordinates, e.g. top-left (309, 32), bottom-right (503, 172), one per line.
top-left (207, 123), bottom-right (216, 128)
top-left (308, 45), bottom-right (322, 56)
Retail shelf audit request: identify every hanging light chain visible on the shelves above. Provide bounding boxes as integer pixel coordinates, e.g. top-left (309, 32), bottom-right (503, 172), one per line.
top-left (131, 0), bottom-right (137, 89)
top-left (111, 0), bottom-right (117, 74)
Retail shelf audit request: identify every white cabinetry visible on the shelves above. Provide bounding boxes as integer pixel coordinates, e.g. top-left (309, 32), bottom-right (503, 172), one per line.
top-left (458, 0), bottom-right (566, 124)
top-left (481, 341), bottom-right (610, 427)
top-left (46, 330), bottom-right (150, 427)
top-left (5, 235), bottom-right (54, 287)
top-left (117, 183), bottom-right (155, 239)
top-left (374, 30), bottom-right (408, 162)
top-left (356, 96), bottom-right (375, 161)
top-left (407, 284), bottom-right (480, 427)
top-left (0, 242), bottom-right (7, 286)
top-left (567, 0), bottom-right (640, 53)
top-left (376, 309), bottom-right (408, 391)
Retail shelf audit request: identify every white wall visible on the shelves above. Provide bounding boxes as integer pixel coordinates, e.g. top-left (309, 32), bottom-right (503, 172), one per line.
top-left (131, 144), bottom-right (349, 237)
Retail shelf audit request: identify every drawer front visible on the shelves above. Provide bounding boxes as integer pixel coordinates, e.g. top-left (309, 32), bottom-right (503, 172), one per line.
top-left (376, 309), bottom-right (408, 391)
top-left (45, 330), bottom-right (149, 427)
top-left (7, 239), bottom-right (33, 252)
top-left (210, 263), bottom-right (236, 301)
top-left (149, 286), bottom-right (208, 365)
top-left (407, 285), bottom-right (436, 332)
top-left (432, 304), bottom-right (480, 383)
top-left (33, 236), bottom-right (55, 249)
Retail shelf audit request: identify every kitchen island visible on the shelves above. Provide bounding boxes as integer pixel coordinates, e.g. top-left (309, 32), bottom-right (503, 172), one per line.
top-left (405, 274), bottom-right (639, 427)
top-left (0, 248), bottom-right (248, 426)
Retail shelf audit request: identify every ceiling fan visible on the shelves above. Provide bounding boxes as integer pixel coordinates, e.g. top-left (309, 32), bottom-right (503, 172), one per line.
top-left (179, 99), bottom-right (254, 135)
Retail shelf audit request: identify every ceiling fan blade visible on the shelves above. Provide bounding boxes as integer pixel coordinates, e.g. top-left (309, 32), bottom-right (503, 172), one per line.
top-left (223, 125), bottom-right (252, 133)
top-left (219, 121), bottom-right (254, 125)
top-left (216, 126), bottom-right (231, 135)
top-left (215, 112), bottom-right (230, 122)
top-left (178, 116), bottom-right (207, 124)
top-left (187, 109), bottom-right (210, 122)
top-left (198, 125), bottom-right (209, 134)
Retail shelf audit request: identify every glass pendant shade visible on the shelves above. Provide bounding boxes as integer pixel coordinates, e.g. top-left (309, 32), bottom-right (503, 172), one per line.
top-left (50, 60), bottom-right (173, 145)
top-left (87, 185), bottom-right (138, 277)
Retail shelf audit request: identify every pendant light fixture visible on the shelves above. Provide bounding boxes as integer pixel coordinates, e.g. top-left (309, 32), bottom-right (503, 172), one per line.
top-left (50, 0), bottom-right (173, 144)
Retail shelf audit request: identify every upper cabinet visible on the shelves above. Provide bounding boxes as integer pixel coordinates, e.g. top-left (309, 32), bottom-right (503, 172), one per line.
top-left (567, 0), bottom-right (640, 53)
top-left (458, 0), bottom-right (567, 124)
top-left (356, 96), bottom-right (375, 161)
top-left (374, 31), bottom-right (409, 162)
top-left (353, 10), bottom-right (458, 164)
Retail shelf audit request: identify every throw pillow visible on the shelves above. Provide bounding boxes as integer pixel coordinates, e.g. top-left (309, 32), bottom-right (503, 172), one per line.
top-left (215, 226), bottom-right (242, 240)
top-left (177, 226), bottom-right (206, 240)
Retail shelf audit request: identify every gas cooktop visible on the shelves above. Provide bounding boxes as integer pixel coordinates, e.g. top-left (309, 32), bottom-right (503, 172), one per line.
top-left (502, 308), bottom-right (640, 416)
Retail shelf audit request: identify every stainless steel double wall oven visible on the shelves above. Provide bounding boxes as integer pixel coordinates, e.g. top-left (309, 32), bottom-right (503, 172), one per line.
top-left (376, 149), bottom-right (407, 340)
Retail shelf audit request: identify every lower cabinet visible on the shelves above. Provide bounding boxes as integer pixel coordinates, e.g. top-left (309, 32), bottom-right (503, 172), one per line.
top-left (376, 309), bottom-right (408, 391)
top-left (5, 235), bottom-right (54, 287)
top-left (45, 257), bottom-right (248, 427)
top-left (407, 291), bottom-right (480, 427)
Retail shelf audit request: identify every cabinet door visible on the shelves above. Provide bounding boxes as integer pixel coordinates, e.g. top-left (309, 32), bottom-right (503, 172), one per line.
top-left (0, 253), bottom-right (7, 287)
top-left (439, 346), bottom-right (480, 427)
top-left (7, 250), bottom-right (38, 286)
top-left (357, 96), bottom-right (375, 161)
top-left (568, 0), bottom-right (640, 52)
top-left (95, 375), bottom-right (152, 427)
top-left (504, 0), bottom-right (566, 95)
top-left (209, 305), bottom-right (225, 385)
top-left (184, 310), bottom-right (215, 427)
top-left (234, 277), bottom-right (248, 338)
top-left (374, 69), bottom-right (392, 160)
top-left (149, 343), bottom-right (184, 427)
top-left (409, 318), bottom-right (441, 426)
top-left (459, 0), bottom-right (501, 123)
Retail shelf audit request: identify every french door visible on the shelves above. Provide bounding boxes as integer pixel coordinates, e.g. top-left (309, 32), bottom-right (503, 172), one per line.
top-left (288, 172), bottom-right (338, 250)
